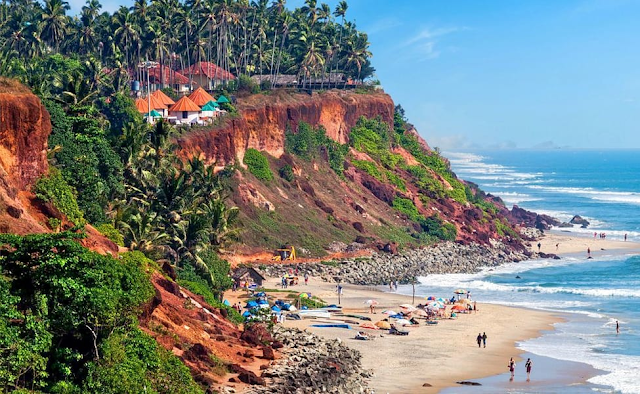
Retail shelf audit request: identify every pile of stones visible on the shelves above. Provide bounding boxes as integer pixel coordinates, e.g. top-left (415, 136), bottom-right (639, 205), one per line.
top-left (247, 326), bottom-right (374, 394)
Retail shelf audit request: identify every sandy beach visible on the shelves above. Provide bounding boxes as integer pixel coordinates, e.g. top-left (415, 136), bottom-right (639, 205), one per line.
top-left (530, 230), bottom-right (640, 257)
top-left (226, 275), bottom-right (555, 393)
top-left (226, 230), bottom-right (640, 393)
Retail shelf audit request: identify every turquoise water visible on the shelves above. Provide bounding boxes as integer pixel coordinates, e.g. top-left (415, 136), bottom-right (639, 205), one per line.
top-left (416, 150), bottom-right (640, 393)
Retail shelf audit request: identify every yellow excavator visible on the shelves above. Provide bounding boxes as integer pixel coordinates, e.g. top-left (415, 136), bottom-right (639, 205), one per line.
top-left (271, 246), bottom-right (296, 261)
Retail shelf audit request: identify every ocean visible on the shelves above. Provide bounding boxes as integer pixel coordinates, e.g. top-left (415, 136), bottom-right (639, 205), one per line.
top-left (409, 150), bottom-right (640, 393)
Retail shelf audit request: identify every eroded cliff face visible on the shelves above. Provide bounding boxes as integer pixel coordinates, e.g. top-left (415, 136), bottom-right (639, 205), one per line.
top-left (0, 80), bottom-right (51, 234)
top-left (0, 79), bottom-right (118, 254)
top-left (177, 90), bottom-right (394, 166)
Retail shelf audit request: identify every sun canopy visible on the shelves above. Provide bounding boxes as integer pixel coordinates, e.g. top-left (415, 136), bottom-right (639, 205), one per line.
top-left (216, 94), bottom-right (230, 104)
top-left (144, 109), bottom-right (162, 117)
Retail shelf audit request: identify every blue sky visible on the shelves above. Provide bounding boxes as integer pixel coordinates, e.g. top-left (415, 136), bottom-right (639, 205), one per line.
top-left (68, 0), bottom-right (640, 150)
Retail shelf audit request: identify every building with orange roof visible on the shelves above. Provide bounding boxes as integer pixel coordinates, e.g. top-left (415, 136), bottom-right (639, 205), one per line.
top-left (168, 95), bottom-right (201, 124)
top-left (188, 87), bottom-right (215, 107)
top-left (180, 61), bottom-right (235, 90)
top-left (151, 89), bottom-right (175, 107)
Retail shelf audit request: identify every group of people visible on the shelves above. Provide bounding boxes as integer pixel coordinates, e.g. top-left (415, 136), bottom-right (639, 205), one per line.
top-left (508, 357), bottom-right (533, 381)
top-left (476, 332), bottom-right (487, 348)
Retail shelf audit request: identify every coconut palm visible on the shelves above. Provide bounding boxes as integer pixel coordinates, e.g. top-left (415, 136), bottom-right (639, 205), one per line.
top-left (40, 0), bottom-right (70, 52)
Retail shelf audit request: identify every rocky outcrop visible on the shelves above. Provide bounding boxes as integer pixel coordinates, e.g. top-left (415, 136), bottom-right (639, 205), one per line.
top-left (263, 240), bottom-right (534, 285)
top-left (177, 90), bottom-right (394, 167)
top-left (504, 204), bottom-right (562, 231)
top-left (247, 326), bottom-right (373, 394)
top-left (569, 215), bottom-right (590, 228)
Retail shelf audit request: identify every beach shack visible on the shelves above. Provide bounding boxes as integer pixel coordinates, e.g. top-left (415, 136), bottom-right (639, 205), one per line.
top-left (151, 89), bottom-right (175, 109)
top-left (232, 267), bottom-right (266, 288)
top-left (135, 96), bottom-right (167, 119)
top-left (200, 100), bottom-right (220, 119)
top-left (168, 95), bottom-right (201, 124)
top-left (188, 87), bottom-right (215, 107)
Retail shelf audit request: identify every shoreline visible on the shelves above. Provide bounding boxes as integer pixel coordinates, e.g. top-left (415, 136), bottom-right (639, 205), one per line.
top-left (232, 232), bottom-right (640, 393)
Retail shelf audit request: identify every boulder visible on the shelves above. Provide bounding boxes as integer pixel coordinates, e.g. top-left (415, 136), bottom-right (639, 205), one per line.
top-left (569, 215), bottom-right (590, 228)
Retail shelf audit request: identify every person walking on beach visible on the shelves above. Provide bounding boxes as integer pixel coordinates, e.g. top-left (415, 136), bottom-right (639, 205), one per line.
top-left (482, 332), bottom-right (487, 348)
top-left (476, 333), bottom-right (482, 348)
top-left (587, 247), bottom-right (591, 258)
top-left (304, 272), bottom-right (309, 285)
top-left (616, 319), bottom-right (620, 334)
top-left (537, 242), bottom-right (541, 252)
top-left (625, 233), bottom-right (627, 241)
top-left (508, 357), bottom-right (516, 379)
top-left (525, 358), bottom-right (532, 381)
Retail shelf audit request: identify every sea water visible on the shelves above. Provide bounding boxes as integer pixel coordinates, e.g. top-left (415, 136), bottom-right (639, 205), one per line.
top-left (410, 150), bottom-right (640, 393)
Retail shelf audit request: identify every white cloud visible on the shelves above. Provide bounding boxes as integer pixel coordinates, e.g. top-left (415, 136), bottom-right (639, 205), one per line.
top-left (401, 26), bottom-right (466, 61)
top-left (364, 17), bottom-right (402, 35)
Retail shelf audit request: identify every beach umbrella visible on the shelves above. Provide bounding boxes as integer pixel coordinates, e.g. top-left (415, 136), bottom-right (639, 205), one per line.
top-left (299, 293), bottom-right (310, 298)
top-left (396, 319), bottom-right (412, 326)
top-left (454, 289), bottom-right (467, 295)
top-left (451, 305), bottom-right (466, 311)
top-left (428, 301), bottom-right (445, 309)
top-left (223, 299), bottom-right (231, 306)
top-left (359, 322), bottom-right (379, 330)
top-left (382, 310), bottom-right (397, 315)
top-left (375, 320), bottom-right (391, 329)
top-left (436, 297), bottom-right (447, 303)
top-left (399, 304), bottom-right (417, 312)
top-left (288, 305), bottom-right (297, 311)
top-left (246, 300), bottom-right (258, 308)
top-left (414, 309), bottom-right (429, 317)
top-left (271, 305), bottom-right (281, 312)
top-left (426, 296), bottom-right (436, 301)
top-left (364, 299), bottom-right (379, 305)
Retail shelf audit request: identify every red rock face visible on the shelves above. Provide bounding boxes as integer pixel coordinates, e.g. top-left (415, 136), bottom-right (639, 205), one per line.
top-left (177, 90), bottom-right (394, 166)
top-left (0, 91), bottom-right (51, 191)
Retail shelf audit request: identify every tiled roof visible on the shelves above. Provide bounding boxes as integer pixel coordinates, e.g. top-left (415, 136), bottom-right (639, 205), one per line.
top-left (169, 95), bottom-right (201, 112)
top-left (181, 61), bottom-right (236, 81)
top-left (148, 65), bottom-right (189, 85)
top-left (135, 96), bottom-right (167, 113)
top-left (188, 87), bottom-right (215, 106)
top-left (151, 89), bottom-right (175, 106)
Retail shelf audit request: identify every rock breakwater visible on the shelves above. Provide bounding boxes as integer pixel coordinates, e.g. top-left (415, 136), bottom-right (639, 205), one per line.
top-left (263, 241), bottom-right (537, 285)
top-left (246, 326), bottom-right (373, 394)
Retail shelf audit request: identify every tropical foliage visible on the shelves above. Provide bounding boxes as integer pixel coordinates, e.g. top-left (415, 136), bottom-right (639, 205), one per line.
top-left (0, 232), bottom-right (201, 393)
top-left (0, 0), bottom-right (374, 89)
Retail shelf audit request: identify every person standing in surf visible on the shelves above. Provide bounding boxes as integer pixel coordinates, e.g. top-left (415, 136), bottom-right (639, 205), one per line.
top-left (616, 319), bottom-right (620, 334)
top-left (525, 358), bottom-right (532, 381)
top-left (508, 357), bottom-right (516, 379)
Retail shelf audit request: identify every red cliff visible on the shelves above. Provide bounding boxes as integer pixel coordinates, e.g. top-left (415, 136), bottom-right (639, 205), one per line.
top-left (177, 90), bottom-right (395, 166)
top-left (0, 79), bottom-right (51, 234)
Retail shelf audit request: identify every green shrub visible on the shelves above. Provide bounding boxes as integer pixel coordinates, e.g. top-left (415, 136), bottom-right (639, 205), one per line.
top-left (96, 223), bottom-right (125, 246)
top-left (385, 171), bottom-right (407, 191)
top-left (349, 116), bottom-right (392, 157)
top-left (285, 122), bottom-right (348, 176)
top-left (84, 328), bottom-right (203, 394)
top-left (279, 164), bottom-right (295, 182)
top-left (237, 74), bottom-right (258, 92)
top-left (419, 215), bottom-right (457, 241)
top-left (244, 148), bottom-right (273, 181)
top-left (34, 168), bottom-right (85, 225)
top-left (392, 197), bottom-right (422, 222)
top-left (177, 263), bottom-right (244, 325)
top-left (380, 152), bottom-right (405, 169)
top-left (352, 160), bottom-right (382, 180)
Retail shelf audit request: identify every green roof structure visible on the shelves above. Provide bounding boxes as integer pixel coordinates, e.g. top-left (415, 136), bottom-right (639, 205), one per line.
top-left (201, 101), bottom-right (219, 111)
top-left (216, 95), bottom-right (230, 104)
top-left (144, 109), bottom-right (162, 117)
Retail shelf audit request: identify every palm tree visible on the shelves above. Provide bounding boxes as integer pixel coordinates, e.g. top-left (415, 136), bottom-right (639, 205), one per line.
top-left (112, 6), bottom-right (140, 69)
top-left (40, 0), bottom-right (70, 52)
top-left (332, 0), bottom-right (347, 87)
